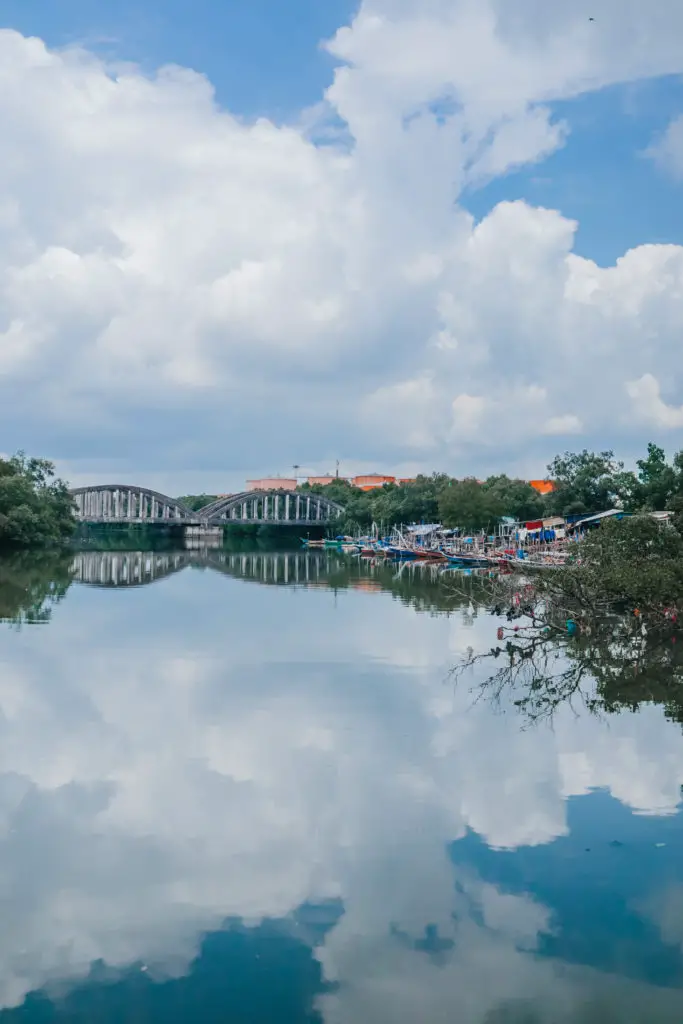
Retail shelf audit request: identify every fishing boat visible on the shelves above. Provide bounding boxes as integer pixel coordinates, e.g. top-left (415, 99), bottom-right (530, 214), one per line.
top-left (447, 553), bottom-right (493, 568)
top-left (384, 545), bottom-right (419, 560)
top-left (498, 550), bottom-right (570, 571)
top-left (414, 549), bottom-right (449, 563)
top-left (301, 537), bottom-right (345, 549)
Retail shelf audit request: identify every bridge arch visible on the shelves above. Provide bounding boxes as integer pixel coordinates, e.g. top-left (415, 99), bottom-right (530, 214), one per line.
top-left (70, 485), bottom-right (195, 523)
top-left (197, 489), bottom-right (345, 526)
top-left (70, 486), bottom-right (345, 527)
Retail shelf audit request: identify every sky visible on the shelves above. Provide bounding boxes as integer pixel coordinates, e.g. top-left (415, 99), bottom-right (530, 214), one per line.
top-left (2, 0), bottom-right (683, 493)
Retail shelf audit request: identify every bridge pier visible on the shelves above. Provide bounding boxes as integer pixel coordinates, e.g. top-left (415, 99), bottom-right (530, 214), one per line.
top-left (184, 525), bottom-right (223, 549)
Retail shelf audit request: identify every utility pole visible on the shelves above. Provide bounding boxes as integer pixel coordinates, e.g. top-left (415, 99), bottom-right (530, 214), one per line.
top-left (336, 460), bottom-right (340, 479)
top-left (293, 464), bottom-right (300, 483)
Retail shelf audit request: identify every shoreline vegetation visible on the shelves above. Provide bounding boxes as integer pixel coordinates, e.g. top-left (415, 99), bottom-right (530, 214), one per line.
top-left (451, 514), bottom-right (683, 727)
top-left (0, 453), bottom-right (75, 550)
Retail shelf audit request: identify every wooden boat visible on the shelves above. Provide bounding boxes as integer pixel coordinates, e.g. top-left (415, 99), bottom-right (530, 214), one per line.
top-left (414, 550), bottom-right (449, 562)
top-left (385, 546), bottom-right (418, 560)
top-left (447, 553), bottom-right (493, 567)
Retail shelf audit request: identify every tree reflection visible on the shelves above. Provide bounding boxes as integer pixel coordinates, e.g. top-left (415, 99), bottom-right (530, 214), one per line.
top-left (453, 571), bottom-right (683, 728)
top-left (0, 552), bottom-right (74, 626)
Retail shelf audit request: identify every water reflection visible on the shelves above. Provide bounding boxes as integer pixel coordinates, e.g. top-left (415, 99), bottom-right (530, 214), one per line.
top-left (0, 550), bottom-right (682, 1021)
top-left (0, 552), bottom-right (73, 626)
top-left (71, 548), bottom-right (488, 616)
top-left (1, 913), bottom-right (335, 1023)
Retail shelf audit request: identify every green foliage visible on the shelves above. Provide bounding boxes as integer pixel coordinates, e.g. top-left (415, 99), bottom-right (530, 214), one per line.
top-left (669, 494), bottom-right (683, 536)
top-left (634, 442), bottom-right (681, 510)
top-left (544, 449), bottom-right (637, 516)
top-left (370, 474), bottom-right (447, 528)
top-left (301, 475), bottom-right (449, 533)
top-left (482, 475), bottom-right (544, 522)
top-left (0, 452), bottom-right (75, 549)
top-left (569, 516), bottom-right (683, 609)
top-left (301, 473), bottom-right (543, 534)
top-left (438, 478), bottom-right (502, 533)
top-left (177, 494), bottom-right (218, 511)
top-left (543, 443), bottom-right (683, 517)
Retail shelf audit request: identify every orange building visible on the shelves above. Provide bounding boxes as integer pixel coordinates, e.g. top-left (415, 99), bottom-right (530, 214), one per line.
top-left (246, 478), bottom-right (297, 491)
top-left (398, 478), bottom-right (417, 485)
top-left (529, 479), bottom-right (555, 495)
top-left (307, 476), bottom-right (338, 486)
top-left (352, 474), bottom-right (396, 491)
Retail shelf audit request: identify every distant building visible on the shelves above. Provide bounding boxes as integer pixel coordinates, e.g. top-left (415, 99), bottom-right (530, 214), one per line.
top-left (246, 478), bottom-right (297, 491)
top-left (529, 480), bottom-right (555, 495)
top-left (307, 476), bottom-right (338, 486)
top-left (244, 472), bottom-right (414, 492)
top-left (352, 474), bottom-right (396, 491)
top-left (398, 478), bottom-right (417, 485)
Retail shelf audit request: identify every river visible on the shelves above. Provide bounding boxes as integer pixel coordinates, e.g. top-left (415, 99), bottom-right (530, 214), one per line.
top-left (1, 547), bottom-right (683, 1022)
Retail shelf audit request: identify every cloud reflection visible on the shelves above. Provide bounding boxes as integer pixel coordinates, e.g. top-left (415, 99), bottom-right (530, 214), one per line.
top-left (0, 554), bottom-right (682, 1017)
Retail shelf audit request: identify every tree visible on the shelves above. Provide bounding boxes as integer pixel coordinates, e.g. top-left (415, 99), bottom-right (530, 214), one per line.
top-left (635, 442), bottom-right (680, 511)
top-left (0, 452), bottom-right (75, 549)
top-left (370, 475), bottom-right (445, 526)
top-left (301, 474), bottom-right (453, 533)
top-left (177, 494), bottom-right (219, 512)
top-left (438, 478), bottom-right (503, 533)
top-left (482, 475), bottom-right (544, 522)
top-left (544, 450), bottom-right (637, 516)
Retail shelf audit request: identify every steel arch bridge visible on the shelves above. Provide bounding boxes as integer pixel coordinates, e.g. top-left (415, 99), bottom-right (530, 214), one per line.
top-left (70, 485), bottom-right (345, 527)
top-left (197, 490), bottom-right (344, 526)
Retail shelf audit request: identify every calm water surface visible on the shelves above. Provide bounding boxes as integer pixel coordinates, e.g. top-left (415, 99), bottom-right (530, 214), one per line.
top-left (1, 548), bottom-right (683, 1022)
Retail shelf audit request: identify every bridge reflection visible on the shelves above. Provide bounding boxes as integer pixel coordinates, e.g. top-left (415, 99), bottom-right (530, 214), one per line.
top-left (70, 550), bottom-right (486, 617)
top-left (72, 551), bottom-right (193, 588)
top-left (71, 550), bottom-right (354, 589)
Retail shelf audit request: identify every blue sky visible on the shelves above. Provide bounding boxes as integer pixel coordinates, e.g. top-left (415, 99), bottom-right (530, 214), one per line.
top-left (466, 75), bottom-right (683, 266)
top-left (2, 0), bottom-right (683, 489)
top-left (0, 0), bottom-right (357, 120)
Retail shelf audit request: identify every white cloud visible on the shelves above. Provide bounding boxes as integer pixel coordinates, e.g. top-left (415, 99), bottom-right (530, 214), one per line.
top-left (627, 372), bottom-right (683, 428)
top-left (646, 114), bottom-right (683, 178)
top-left (451, 393), bottom-right (487, 440)
top-left (542, 414), bottom-right (583, 435)
top-left (2, 2), bottom-right (683, 481)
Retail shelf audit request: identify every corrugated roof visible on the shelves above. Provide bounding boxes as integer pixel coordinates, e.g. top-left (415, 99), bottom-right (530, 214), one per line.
top-left (567, 509), bottom-right (626, 528)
